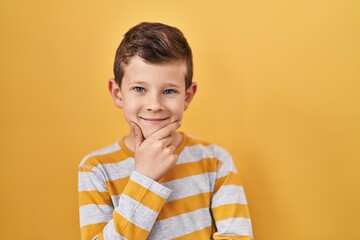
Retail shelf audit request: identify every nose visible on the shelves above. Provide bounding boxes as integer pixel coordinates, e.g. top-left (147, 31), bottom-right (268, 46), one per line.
top-left (146, 93), bottom-right (164, 112)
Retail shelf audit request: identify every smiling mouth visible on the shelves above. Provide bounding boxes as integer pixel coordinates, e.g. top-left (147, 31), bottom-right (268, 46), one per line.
top-left (140, 117), bottom-right (170, 124)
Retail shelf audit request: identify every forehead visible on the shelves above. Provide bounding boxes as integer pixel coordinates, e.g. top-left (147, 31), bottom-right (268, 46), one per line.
top-left (122, 56), bottom-right (187, 86)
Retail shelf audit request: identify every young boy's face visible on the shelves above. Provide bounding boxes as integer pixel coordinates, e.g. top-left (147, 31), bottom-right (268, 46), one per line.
top-left (110, 56), bottom-right (196, 138)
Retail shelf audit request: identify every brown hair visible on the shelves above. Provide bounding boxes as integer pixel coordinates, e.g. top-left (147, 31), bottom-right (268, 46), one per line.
top-left (113, 22), bottom-right (193, 89)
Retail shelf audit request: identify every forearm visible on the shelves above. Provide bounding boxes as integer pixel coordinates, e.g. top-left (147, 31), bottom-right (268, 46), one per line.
top-left (79, 170), bottom-right (171, 240)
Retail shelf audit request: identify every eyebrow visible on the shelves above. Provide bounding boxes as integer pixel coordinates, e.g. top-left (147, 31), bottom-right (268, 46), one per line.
top-left (128, 80), bottom-right (148, 85)
top-left (128, 81), bottom-right (182, 88)
top-left (165, 83), bottom-right (182, 88)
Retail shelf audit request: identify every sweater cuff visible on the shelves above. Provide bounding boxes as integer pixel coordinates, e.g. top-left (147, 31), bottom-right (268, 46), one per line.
top-left (130, 171), bottom-right (172, 199)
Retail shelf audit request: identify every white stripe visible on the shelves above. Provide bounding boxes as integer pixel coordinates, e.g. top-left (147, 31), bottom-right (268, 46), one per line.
top-left (79, 204), bottom-right (113, 227)
top-left (207, 145), bottom-right (238, 177)
top-left (212, 185), bottom-right (247, 208)
top-left (148, 208), bottom-right (213, 239)
top-left (215, 217), bottom-right (253, 237)
top-left (178, 144), bottom-right (231, 164)
top-left (79, 141), bottom-right (121, 167)
top-left (111, 195), bottom-right (121, 207)
top-left (163, 173), bottom-right (215, 202)
top-left (100, 158), bottom-right (134, 181)
top-left (78, 171), bottom-right (107, 192)
top-left (80, 142), bottom-right (235, 185)
top-left (177, 144), bottom-right (215, 164)
top-left (178, 144), bottom-right (237, 176)
top-left (209, 172), bottom-right (217, 192)
top-left (116, 194), bottom-right (158, 232)
top-left (131, 171), bottom-right (172, 199)
top-left (103, 219), bottom-right (128, 240)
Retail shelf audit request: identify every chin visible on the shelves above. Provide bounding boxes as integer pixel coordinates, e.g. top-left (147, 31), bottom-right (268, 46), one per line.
top-left (137, 118), bottom-right (181, 138)
top-left (142, 127), bottom-right (161, 139)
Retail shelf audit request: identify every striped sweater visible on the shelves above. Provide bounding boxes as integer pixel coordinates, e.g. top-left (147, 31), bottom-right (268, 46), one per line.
top-left (78, 132), bottom-right (253, 239)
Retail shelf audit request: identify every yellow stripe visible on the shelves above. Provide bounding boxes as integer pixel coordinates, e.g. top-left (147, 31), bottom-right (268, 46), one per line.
top-left (123, 179), bottom-right (166, 213)
top-left (79, 190), bottom-right (112, 206)
top-left (80, 222), bottom-right (107, 240)
top-left (172, 226), bottom-right (213, 240)
top-left (214, 171), bottom-right (242, 194)
top-left (113, 211), bottom-right (149, 239)
top-left (157, 192), bottom-right (211, 220)
top-left (95, 150), bottom-right (132, 164)
top-left (105, 177), bottom-right (129, 195)
top-left (117, 132), bottom-right (211, 156)
top-left (213, 235), bottom-right (251, 240)
top-left (78, 167), bottom-right (93, 172)
top-left (82, 150), bottom-right (132, 167)
top-left (186, 136), bottom-right (212, 147)
top-left (160, 158), bottom-right (218, 182)
top-left (212, 203), bottom-right (251, 221)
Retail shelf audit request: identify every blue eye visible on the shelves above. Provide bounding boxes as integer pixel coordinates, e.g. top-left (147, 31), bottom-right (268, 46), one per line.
top-left (163, 89), bottom-right (176, 94)
top-left (134, 87), bottom-right (145, 93)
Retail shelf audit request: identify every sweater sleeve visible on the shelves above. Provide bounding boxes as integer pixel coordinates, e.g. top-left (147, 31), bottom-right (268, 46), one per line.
top-left (78, 164), bottom-right (171, 240)
top-left (210, 147), bottom-right (253, 240)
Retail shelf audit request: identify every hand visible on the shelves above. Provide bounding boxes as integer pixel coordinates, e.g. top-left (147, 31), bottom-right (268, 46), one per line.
top-left (131, 121), bottom-right (181, 181)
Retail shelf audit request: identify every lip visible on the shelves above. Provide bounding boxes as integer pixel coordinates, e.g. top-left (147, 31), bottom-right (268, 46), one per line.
top-left (140, 117), bottom-right (170, 124)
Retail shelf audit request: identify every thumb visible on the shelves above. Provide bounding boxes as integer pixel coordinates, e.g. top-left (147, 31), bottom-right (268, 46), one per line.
top-left (131, 122), bottom-right (144, 149)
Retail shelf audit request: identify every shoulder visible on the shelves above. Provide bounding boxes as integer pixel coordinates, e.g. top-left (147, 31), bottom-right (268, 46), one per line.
top-left (78, 141), bottom-right (124, 170)
top-left (181, 133), bottom-right (235, 167)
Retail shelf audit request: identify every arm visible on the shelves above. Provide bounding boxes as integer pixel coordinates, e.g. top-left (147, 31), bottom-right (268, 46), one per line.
top-left (79, 165), bottom-right (171, 240)
top-left (210, 147), bottom-right (253, 240)
top-left (79, 121), bottom-right (181, 239)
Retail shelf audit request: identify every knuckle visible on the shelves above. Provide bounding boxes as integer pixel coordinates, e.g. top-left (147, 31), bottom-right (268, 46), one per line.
top-left (163, 147), bottom-right (171, 155)
top-left (151, 140), bottom-right (158, 147)
top-left (161, 141), bottom-right (167, 149)
top-left (171, 155), bottom-right (178, 162)
top-left (155, 141), bottom-right (164, 149)
top-left (147, 135), bottom-right (155, 141)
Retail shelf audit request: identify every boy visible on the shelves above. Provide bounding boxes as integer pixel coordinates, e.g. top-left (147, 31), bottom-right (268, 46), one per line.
top-left (78, 22), bottom-right (253, 240)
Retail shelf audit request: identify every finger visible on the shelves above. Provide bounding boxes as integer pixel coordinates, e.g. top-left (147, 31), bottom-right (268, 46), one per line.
top-left (155, 136), bottom-right (176, 150)
top-left (131, 122), bottom-right (144, 149)
top-left (167, 144), bottom-right (176, 153)
top-left (149, 121), bottom-right (181, 140)
top-left (170, 153), bottom-right (178, 163)
top-left (163, 145), bottom-right (178, 161)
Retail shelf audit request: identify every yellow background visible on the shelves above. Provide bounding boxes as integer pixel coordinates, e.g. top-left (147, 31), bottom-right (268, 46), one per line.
top-left (1, 0), bottom-right (359, 239)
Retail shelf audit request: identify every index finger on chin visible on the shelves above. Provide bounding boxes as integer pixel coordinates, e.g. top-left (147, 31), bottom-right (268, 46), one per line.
top-left (149, 121), bottom-right (181, 140)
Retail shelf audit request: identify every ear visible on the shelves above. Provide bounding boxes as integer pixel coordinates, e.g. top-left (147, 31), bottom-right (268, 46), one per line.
top-left (184, 82), bottom-right (197, 111)
top-left (108, 78), bottom-right (123, 109)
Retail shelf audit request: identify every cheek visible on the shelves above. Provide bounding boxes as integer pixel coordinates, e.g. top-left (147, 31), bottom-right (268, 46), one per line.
top-left (168, 99), bottom-right (185, 117)
top-left (123, 97), bottom-right (139, 111)
top-left (121, 99), bottom-right (140, 120)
